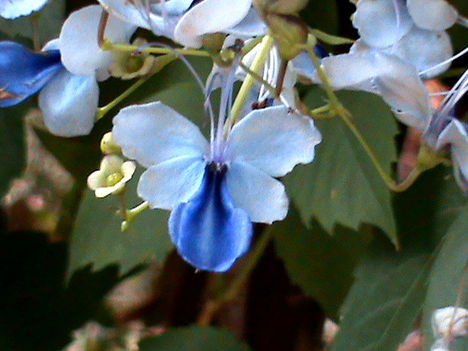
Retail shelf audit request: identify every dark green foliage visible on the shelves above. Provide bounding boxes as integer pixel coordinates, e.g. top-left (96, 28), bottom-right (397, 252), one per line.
top-left (0, 216), bottom-right (120, 351)
top-left (272, 206), bottom-right (371, 319)
top-left (330, 168), bottom-right (466, 351)
top-left (68, 169), bottom-right (173, 276)
top-left (139, 326), bottom-right (251, 351)
top-left (0, 105), bottom-right (27, 196)
top-left (285, 89), bottom-right (398, 244)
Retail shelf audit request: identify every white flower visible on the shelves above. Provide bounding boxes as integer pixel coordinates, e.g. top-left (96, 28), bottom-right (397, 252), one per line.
top-left (88, 155), bottom-right (136, 198)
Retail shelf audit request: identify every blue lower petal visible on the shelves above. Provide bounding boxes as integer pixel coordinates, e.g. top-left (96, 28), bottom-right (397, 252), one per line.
top-left (169, 164), bottom-right (253, 272)
top-left (0, 41), bottom-right (62, 107)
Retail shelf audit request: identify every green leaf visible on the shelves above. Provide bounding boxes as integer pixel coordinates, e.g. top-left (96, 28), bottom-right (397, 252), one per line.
top-left (67, 57), bottom-right (211, 276)
top-left (0, 0), bottom-right (65, 44)
top-left (422, 206), bottom-right (468, 346)
top-left (330, 239), bottom-right (431, 351)
top-left (330, 169), bottom-right (466, 351)
top-left (272, 206), bottom-right (371, 319)
top-left (285, 89), bottom-right (398, 243)
top-left (68, 169), bottom-right (173, 276)
top-left (0, 105), bottom-right (26, 196)
top-left (139, 326), bottom-right (251, 351)
top-left (34, 127), bottom-right (102, 183)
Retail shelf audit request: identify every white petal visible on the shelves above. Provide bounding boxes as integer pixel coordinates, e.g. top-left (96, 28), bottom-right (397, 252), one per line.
top-left (151, 0), bottom-right (193, 15)
top-left (174, 0), bottom-right (252, 48)
top-left (388, 27), bottom-right (453, 78)
top-left (226, 161), bottom-right (288, 224)
top-left (87, 170), bottom-right (106, 190)
top-left (137, 156), bottom-right (207, 210)
top-left (225, 106), bottom-right (321, 177)
top-left (42, 39), bottom-right (60, 51)
top-left (39, 69), bottom-right (99, 137)
top-left (319, 53), bottom-right (377, 91)
top-left (437, 120), bottom-right (468, 150)
top-left (121, 161), bottom-right (137, 179)
top-left (112, 102), bottom-right (209, 168)
top-left (437, 120), bottom-right (468, 186)
top-left (407, 0), bottom-right (458, 31)
top-left (373, 54), bottom-right (431, 130)
top-left (98, 0), bottom-right (153, 29)
top-left (352, 0), bottom-right (412, 48)
top-left (0, 0), bottom-right (47, 19)
top-left (59, 5), bottom-right (136, 77)
top-left (451, 145), bottom-right (468, 188)
top-left (291, 51), bottom-right (316, 81)
top-left (225, 7), bottom-right (266, 38)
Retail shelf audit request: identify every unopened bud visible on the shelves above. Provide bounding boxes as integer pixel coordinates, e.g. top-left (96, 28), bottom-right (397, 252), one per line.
top-left (202, 33), bottom-right (226, 53)
top-left (100, 132), bottom-right (121, 155)
top-left (266, 13), bottom-right (308, 60)
top-left (111, 38), bottom-right (155, 80)
top-left (254, 0), bottom-right (308, 15)
top-left (416, 144), bottom-right (444, 172)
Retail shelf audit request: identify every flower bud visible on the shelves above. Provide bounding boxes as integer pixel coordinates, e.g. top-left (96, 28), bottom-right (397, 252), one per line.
top-left (254, 0), bottom-right (308, 15)
top-left (266, 13), bottom-right (308, 60)
top-left (416, 144), bottom-right (444, 172)
top-left (100, 132), bottom-right (121, 155)
top-left (432, 306), bottom-right (468, 339)
top-left (202, 33), bottom-right (226, 53)
top-left (111, 38), bottom-right (155, 80)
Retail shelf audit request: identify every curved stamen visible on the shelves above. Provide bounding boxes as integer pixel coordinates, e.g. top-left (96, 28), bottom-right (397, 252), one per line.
top-left (391, 0), bottom-right (401, 31)
top-left (137, 42), bottom-right (216, 130)
top-left (439, 69), bottom-right (468, 117)
top-left (213, 56), bottom-right (240, 162)
top-left (419, 47), bottom-right (468, 77)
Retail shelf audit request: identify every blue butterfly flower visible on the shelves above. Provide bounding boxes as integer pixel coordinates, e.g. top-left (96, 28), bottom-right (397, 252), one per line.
top-left (0, 5), bottom-right (135, 137)
top-left (112, 98), bottom-right (321, 271)
top-left (97, 0), bottom-right (265, 48)
top-left (352, 0), bottom-right (458, 77)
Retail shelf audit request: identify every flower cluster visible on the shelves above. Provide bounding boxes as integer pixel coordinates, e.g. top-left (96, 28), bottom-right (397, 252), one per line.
top-left (0, 0), bottom-right (466, 272)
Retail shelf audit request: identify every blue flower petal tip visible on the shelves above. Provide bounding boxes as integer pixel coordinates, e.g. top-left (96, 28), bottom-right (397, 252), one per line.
top-left (0, 41), bottom-right (62, 107)
top-left (169, 164), bottom-right (253, 272)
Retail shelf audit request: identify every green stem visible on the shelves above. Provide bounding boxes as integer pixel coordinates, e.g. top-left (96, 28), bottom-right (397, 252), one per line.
top-left (225, 35), bottom-right (274, 134)
top-left (96, 77), bottom-right (149, 120)
top-left (102, 40), bottom-right (211, 57)
top-left (121, 201), bottom-right (150, 231)
top-left (305, 46), bottom-right (421, 192)
top-left (197, 227), bottom-right (274, 325)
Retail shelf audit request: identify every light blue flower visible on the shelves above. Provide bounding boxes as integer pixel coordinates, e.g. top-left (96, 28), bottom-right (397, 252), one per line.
top-left (98, 0), bottom-right (264, 48)
top-left (0, 0), bottom-right (48, 19)
top-left (112, 100), bottom-right (321, 271)
top-left (423, 70), bottom-right (468, 192)
top-left (318, 49), bottom-right (467, 192)
top-left (0, 5), bottom-right (135, 137)
top-left (407, 0), bottom-right (459, 31)
top-left (352, 0), bottom-right (456, 77)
